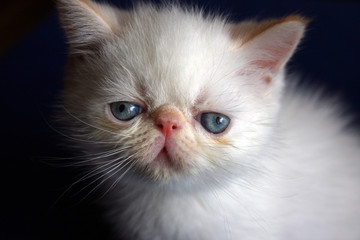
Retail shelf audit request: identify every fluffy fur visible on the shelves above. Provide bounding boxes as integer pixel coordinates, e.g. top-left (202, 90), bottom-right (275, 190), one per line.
top-left (57, 0), bottom-right (360, 239)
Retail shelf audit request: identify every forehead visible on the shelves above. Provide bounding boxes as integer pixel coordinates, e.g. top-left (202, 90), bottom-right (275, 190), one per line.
top-left (105, 8), bottom-right (237, 109)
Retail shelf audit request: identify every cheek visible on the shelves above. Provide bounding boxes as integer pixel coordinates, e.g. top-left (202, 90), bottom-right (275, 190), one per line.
top-left (228, 115), bottom-right (274, 157)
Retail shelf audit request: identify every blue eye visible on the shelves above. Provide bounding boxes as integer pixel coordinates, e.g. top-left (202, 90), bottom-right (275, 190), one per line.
top-left (110, 102), bottom-right (142, 121)
top-left (200, 112), bottom-right (230, 134)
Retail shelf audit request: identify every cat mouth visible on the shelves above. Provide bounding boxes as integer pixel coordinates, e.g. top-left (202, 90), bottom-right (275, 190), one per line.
top-left (155, 147), bottom-right (172, 165)
top-left (160, 147), bottom-right (167, 154)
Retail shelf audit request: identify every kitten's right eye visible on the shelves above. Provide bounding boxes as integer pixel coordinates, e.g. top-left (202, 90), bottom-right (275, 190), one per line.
top-left (110, 102), bottom-right (142, 121)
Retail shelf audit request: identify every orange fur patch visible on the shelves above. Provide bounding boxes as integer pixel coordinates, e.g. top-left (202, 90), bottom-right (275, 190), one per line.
top-left (212, 137), bottom-right (230, 146)
top-left (264, 75), bottom-right (272, 84)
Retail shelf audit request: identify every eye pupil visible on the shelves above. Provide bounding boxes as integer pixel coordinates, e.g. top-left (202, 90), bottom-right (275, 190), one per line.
top-left (216, 116), bottom-right (222, 125)
top-left (119, 104), bottom-right (125, 112)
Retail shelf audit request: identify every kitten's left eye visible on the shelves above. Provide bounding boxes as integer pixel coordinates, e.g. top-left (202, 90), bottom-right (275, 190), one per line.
top-left (110, 102), bottom-right (142, 121)
top-left (200, 112), bottom-right (230, 134)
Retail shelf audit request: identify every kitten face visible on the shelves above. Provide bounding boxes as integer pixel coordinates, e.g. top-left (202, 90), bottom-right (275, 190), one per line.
top-left (69, 29), bottom-right (246, 181)
top-left (59, 0), bottom-right (306, 182)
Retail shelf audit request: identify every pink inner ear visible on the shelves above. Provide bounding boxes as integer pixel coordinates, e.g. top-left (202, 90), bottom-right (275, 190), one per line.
top-left (239, 20), bottom-right (306, 73)
top-left (251, 39), bottom-right (297, 71)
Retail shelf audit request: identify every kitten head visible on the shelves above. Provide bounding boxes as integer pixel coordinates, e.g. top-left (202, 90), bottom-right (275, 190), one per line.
top-left (58, 0), bottom-right (307, 183)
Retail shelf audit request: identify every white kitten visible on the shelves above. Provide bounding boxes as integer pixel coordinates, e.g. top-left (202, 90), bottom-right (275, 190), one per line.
top-left (57, 0), bottom-right (360, 239)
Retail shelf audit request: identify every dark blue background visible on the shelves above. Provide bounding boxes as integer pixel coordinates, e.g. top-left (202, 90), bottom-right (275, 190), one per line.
top-left (1, 0), bottom-right (359, 239)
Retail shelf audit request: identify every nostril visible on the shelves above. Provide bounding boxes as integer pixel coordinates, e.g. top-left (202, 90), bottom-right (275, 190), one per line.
top-left (156, 120), bottom-right (180, 135)
top-left (155, 109), bottom-right (183, 136)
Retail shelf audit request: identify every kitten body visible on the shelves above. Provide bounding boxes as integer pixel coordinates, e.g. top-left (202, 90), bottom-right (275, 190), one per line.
top-left (108, 88), bottom-right (360, 240)
top-left (57, 1), bottom-right (360, 239)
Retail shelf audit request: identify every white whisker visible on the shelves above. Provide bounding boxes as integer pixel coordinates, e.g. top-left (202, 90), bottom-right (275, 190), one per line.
top-left (80, 154), bottom-right (135, 200)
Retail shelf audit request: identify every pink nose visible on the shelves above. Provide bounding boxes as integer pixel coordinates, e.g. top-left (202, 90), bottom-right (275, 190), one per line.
top-left (157, 120), bottom-right (178, 136)
top-left (155, 108), bottom-right (183, 137)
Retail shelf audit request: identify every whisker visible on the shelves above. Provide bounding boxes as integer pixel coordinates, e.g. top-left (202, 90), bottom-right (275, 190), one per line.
top-left (80, 155), bottom-right (135, 201)
top-left (42, 112), bottom-right (121, 144)
top-left (51, 151), bottom-right (130, 205)
top-left (64, 147), bottom-right (131, 166)
top-left (208, 183), bottom-right (233, 240)
top-left (75, 155), bottom-right (131, 192)
top-left (61, 105), bottom-right (131, 139)
top-left (100, 158), bottom-right (138, 199)
top-left (62, 106), bottom-right (118, 135)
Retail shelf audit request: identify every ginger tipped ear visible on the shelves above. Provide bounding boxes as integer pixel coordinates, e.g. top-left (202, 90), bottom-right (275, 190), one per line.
top-left (57, 0), bottom-right (126, 54)
top-left (231, 16), bottom-right (308, 73)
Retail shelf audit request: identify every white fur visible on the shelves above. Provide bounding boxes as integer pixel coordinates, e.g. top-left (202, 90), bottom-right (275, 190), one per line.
top-left (57, 1), bottom-right (360, 239)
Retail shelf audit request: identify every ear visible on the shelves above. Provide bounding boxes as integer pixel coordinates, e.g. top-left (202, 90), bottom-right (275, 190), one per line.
top-left (57, 0), bottom-right (125, 54)
top-left (231, 16), bottom-right (308, 75)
